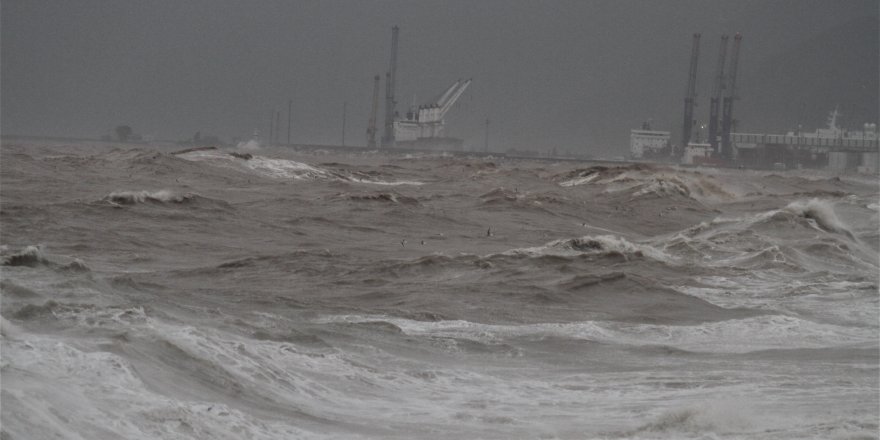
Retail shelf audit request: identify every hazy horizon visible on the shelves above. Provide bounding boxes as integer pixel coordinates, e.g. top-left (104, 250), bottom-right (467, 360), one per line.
top-left (2, 0), bottom-right (877, 155)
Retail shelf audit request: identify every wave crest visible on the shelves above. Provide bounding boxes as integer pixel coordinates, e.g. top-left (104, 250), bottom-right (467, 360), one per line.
top-left (783, 198), bottom-right (855, 238)
top-left (2, 245), bottom-right (48, 267)
top-left (503, 235), bottom-right (675, 264)
top-left (105, 190), bottom-right (190, 205)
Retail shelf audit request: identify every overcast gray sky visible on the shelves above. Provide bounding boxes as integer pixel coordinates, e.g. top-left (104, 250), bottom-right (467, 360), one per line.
top-left (2, 0), bottom-right (877, 155)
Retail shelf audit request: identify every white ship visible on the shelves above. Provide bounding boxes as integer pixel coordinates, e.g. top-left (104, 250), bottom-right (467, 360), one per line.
top-left (786, 108), bottom-right (878, 141)
top-left (630, 121), bottom-right (671, 159)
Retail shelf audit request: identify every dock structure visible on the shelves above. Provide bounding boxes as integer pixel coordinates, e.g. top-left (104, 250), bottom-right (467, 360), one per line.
top-left (660, 32), bottom-right (878, 173)
top-left (731, 131), bottom-right (878, 172)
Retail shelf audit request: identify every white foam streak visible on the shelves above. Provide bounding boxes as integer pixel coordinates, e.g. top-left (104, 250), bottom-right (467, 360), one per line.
top-left (1, 314), bottom-right (336, 439)
top-left (559, 173), bottom-right (598, 187)
top-left (244, 156), bottom-right (334, 180)
top-left (352, 178), bottom-right (424, 186)
top-left (317, 314), bottom-right (876, 353)
top-left (180, 149), bottom-right (424, 185)
top-left (107, 189), bottom-right (186, 203)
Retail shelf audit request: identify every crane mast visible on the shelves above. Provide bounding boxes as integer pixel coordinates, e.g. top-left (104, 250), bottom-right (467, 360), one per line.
top-left (367, 75), bottom-right (380, 148)
top-left (708, 35), bottom-right (729, 156)
top-left (721, 33), bottom-right (742, 160)
top-left (679, 33), bottom-right (701, 157)
top-left (381, 26), bottom-right (399, 148)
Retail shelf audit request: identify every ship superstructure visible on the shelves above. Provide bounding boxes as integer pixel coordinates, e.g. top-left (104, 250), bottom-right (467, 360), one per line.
top-left (630, 121), bottom-right (671, 159)
top-left (394, 79), bottom-right (471, 148)
top-left (375, 26), bottom-right (472, 151)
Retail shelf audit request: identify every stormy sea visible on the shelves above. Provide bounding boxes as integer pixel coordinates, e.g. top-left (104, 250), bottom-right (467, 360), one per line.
top-left (1, 141), bottom-right (878, 440)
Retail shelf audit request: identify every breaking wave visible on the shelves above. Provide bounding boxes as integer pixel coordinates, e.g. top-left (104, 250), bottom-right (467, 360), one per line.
top-left (2, 245), bottom-right (48, 267)
top-left (502, 234), bottom-right (675, 264)
top-left (104, 189), bottom-right (191, 205)
top-left (782, 198), bottom-right (856, 238)
top-left (4, 142), bottom-right (877, 439)
top-left (1, 245), bottom-right (90, 273)
top-left (629, 399), bottom-right (756, 437)
top-left (557, 164), bottom-right (734, 202)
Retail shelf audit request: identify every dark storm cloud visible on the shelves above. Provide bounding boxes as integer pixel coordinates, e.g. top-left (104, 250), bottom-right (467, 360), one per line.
top-left (2, 0), bottom-right (877, 154)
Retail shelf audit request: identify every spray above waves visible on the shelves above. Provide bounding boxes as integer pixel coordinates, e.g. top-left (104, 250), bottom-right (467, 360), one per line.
top-left (782, 198), bottom-right (857, 239)
top-left (236, 139), bottom-right (262, 150)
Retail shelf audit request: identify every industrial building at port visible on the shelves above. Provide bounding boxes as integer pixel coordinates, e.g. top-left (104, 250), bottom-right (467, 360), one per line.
top-left (630, 33), bottom-right (878, 174)
top-left (315, 26), bottom-right (878, 174)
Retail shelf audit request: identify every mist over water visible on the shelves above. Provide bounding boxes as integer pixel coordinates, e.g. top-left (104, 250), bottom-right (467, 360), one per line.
top-left (1, 141), bottom-right (877, 439)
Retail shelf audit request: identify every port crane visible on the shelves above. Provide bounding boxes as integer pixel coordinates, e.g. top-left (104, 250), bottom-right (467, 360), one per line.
top-left (708, 35), bottom-right (728, 156)
top-left (394, 79), bottom-right (472, 141)
top-left (680, 33), bottom-right (701, 157)
top-left (374, 25), bottom-right (472, 149)
top-left (367, 75), bottom-right (380, 148)
top-left (382, 26), bottom-right (400, 147)
top-left (720, 33), bottom-right (742, 160)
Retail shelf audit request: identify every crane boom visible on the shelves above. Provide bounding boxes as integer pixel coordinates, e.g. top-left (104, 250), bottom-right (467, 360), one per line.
top-left (438, 79), bottom-right (471, 119)
top-left (435, 80), bottom-right (461, 108)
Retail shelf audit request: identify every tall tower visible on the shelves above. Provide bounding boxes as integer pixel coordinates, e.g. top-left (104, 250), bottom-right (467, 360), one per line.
top-left (679, 33), bottom-right (701, 158)
top-left (381, 26), bottom-right (400, 148)
top-left (708, 35), bottom-right (729, 156)
top-left (367, 75), bottom-right (380, 148)
top-left (721, 33), bottom-right (742, 160)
